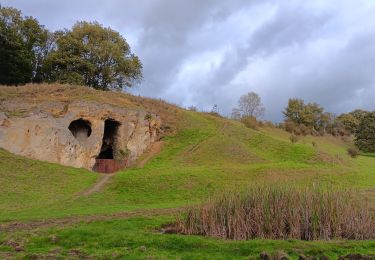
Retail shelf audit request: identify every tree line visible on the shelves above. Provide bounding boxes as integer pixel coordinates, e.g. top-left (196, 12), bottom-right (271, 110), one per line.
top-left (0, 6), bottom-right (142, 90)
top-left (231, 92), bottom-right (375, 153)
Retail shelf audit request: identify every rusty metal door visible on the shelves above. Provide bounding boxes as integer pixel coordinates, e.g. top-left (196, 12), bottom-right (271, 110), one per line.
top-left (93, 159), bottom-right (127, 173)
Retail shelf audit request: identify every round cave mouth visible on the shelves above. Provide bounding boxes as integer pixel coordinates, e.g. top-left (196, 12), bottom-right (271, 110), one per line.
top-left (68, 118), bottom-right (92, 141)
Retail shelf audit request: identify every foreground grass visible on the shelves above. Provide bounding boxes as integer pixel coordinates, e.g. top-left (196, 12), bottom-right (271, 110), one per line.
top-left (1, 217), bottom-right (375, 259)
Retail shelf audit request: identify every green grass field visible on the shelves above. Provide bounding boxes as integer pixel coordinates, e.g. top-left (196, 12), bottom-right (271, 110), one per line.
top-left (0, 86), bottom-right (374, 259)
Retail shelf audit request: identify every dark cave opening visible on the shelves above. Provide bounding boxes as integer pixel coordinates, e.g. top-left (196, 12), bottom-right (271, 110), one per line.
top-left (97, 119), bottom-right (121, 159)
top-left (68, 118), bottom-right (92, 141)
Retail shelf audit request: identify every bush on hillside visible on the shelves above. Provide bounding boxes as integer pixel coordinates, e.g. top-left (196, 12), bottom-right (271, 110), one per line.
top-left (240, 116), bottom-right (258, 130)
top-left (176, 184), bottom-right (375, 240)
top-left (355, 112), bottom-right (375, 152)
top-left (289, 134), bottom-right (299, 143)
top-left (347, 147), bottom-right (359, 158)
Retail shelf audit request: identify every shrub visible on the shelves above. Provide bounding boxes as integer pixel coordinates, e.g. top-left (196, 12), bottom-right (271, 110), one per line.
top-left (289, 134), bottom-right (299, 143)
top-left (240, 116), bottom-right (258, 130)
top-left (284, 120), bottom-right (297, 133)
top-left (176, 184), bottom-right (375, 240)
top-left (115, 148), bottom-right (131, 161)
top-left (355, 112), bottom-right (375, 152)
top-left (347, 147), bottom-right (359, 158)
top-left (341, 136), bottom-right (351, 143)
top-left (300, 124), bottom-right (311, 136)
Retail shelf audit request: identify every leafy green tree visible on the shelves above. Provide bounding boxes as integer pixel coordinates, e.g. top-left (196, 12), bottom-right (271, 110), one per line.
top-left (283, 99), bottom-right (336, 134)
top-left (0, 6), bottom-right (48, 84)
top-left (283, 98), bottom-right (305, 124)
top-left (336, 113), bottom-right (359, 134)
top-left (43, 22), bottom-right (142, 90)
top-left (336, 110), bottom-right (369, 134)
top-left (355, 112), bottom-right (375, 152)
top-left (0, 7), bottom-right (32, 84)
top-left (301, 102), bottom-right (324, 129)
top-left (350, 109), bottom-right (370, 122)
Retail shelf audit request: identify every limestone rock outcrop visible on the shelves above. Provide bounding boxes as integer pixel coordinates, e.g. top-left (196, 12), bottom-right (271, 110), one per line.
top-left (0, 100), bottom-right (161, 170)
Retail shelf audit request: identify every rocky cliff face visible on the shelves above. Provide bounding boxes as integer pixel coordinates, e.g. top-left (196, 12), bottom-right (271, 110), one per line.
top-left (0, 100), bottom-right (161, 170)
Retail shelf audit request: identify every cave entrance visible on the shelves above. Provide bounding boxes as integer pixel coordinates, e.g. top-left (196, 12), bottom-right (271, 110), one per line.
top-left (96, 119), bottom-right (121, 160)
top-left (68, 119), bottom-right (92, 142)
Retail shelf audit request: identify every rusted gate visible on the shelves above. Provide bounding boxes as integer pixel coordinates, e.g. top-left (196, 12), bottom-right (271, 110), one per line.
top-left (93, 159), bottom-right (127, 173)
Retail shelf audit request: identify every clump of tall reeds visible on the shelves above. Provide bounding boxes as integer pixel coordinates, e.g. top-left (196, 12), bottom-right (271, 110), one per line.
top-left (176, 184), bottom-right (374, 240)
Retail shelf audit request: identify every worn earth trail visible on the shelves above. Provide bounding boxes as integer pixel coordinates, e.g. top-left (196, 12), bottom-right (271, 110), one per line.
top-left (0, 207), bottom-right (184, 232)
top-left (80, 173), bottom-right (115, 196)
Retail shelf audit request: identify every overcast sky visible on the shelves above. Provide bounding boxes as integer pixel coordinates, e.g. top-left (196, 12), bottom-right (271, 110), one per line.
top-left (3, 0), bottom-right (375, 121)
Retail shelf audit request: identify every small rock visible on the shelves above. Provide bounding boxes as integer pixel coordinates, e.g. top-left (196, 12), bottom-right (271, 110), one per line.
top-left (139, 245), bottom-right (147, 252)
top-left (5, 240), bottom-right (19, 248)
top-left (273, 250), bottom-right (289, 260)
top-left (162, 226), bottom-right (177, 234)
top-left (320, 255), bottom-right (329, 260)
top-left (260, 251), bottom-right (271, 260)
top-left (68, 248), bottom-right (88, 258)
top-left (14, 245), bottom-right (24, 252)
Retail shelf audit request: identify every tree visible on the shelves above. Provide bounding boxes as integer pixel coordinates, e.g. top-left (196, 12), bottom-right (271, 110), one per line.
top-left (336, 110), bottom-right (370, 134)
top-left (283, 98), bottom-right (305, 124)
top-left (355, 112), bottom-right (375, 152)
top-left (237, 92), bottom-right (265, 119)
top-left (336, 113), bottom-right (359, 134)
top-left (302, 102), bottom-right (324, 130)
top-left (43, 21), bottom-right (142, 90)
top-left (0, 6), bottom-right (49, 85)
top-left (350, 109), bottom-right (370, 122)
top-left (283, 98), bottom-right (340, 135)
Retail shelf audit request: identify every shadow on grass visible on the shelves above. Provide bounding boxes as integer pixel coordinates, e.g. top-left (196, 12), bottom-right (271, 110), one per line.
top-left (360, 153), bottom-right (375, 158)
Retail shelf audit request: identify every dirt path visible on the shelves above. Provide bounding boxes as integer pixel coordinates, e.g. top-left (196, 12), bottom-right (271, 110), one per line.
top-left (79, 140), bottom-right (164, 197)
top-left (79, 173), bottom-right (115, 196)
top-left (0, 207), bottom-right (184, 232)
top-left (137, 141), bottom-right (164, 168)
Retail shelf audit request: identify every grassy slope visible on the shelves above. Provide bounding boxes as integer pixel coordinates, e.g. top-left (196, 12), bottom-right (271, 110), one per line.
top-left (0, 85), bottom-right (374, 258)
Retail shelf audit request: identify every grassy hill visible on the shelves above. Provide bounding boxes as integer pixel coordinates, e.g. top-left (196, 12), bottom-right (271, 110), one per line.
top-left (0, 84), bottom-right (374, 259)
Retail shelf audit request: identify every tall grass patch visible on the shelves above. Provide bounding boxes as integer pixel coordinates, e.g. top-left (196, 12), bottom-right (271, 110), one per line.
top-left (176, 184), bottom-right (374, 240)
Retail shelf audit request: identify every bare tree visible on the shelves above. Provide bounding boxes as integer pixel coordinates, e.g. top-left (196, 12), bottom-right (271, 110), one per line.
top-left (237, 92), bottom-right (265, 118)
